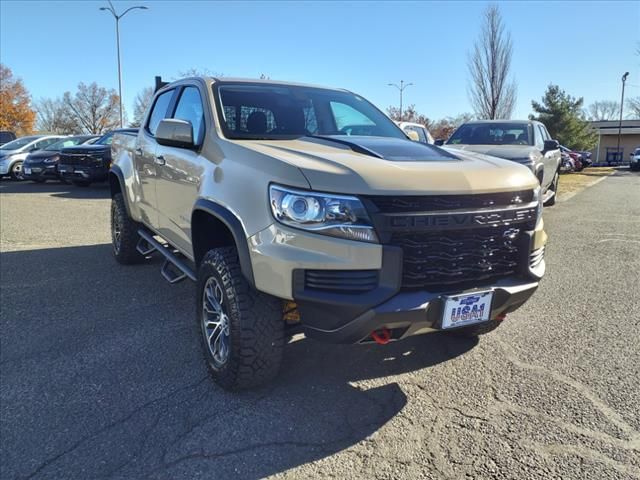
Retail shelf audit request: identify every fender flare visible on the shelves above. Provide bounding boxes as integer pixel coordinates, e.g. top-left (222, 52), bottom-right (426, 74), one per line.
top-left (108, 165), bottom-right (131, 215)
top-left (192, 199), bottom-right (255, 288)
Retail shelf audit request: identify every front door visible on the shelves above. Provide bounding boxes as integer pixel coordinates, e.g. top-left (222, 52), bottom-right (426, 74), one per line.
top-left (155, 85), bottom-right (207, 257)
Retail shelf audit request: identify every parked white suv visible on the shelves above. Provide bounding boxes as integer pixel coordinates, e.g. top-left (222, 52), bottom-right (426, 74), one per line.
top-left (396, 121), bottom-right (434, 144)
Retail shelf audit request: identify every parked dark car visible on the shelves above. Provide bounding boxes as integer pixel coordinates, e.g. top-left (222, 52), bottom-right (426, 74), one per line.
top-left (560, 145), bottom-right (585, 171)
top-left (0, 131), bottom-right (17, 146)
top-left (58, 129), bottom-right (137, 186)
top-left (23, 135), bottom-right (100, 183)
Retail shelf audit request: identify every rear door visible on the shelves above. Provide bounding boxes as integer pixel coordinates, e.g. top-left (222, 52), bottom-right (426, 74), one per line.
top-left (134, 88), bottom-right (176, 230)
top-left (155, 85), bottom-right (207, 256)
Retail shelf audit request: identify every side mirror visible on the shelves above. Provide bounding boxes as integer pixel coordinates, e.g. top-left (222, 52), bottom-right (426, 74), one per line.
top-left (434, 139), bottom-right (445, 146)
top-left (156, 119), bottom-right (195, 149)
top-left (543, 139), bottom-right (559, 152)
top-left (406, 130), bottom-right (420, 142)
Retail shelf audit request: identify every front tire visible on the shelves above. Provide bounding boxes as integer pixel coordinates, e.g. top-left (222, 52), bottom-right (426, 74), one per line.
top-left (111, 193), bottom-right (144, 264)
top-left (10, 161), bottom-right (25, 181)
top-left (544, 171), bottom-right (559, 207)
top-left (198, 247), bottom-right (284, 390)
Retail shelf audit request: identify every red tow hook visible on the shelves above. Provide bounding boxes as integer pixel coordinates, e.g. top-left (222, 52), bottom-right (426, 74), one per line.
top-left (496, 313), bottom-right (507, 322)
top-left (371, 328), bottom-right (392, 345)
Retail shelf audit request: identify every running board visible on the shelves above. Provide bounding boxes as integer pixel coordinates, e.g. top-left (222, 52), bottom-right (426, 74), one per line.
top-left (137, 229), bottom-right (196, 283)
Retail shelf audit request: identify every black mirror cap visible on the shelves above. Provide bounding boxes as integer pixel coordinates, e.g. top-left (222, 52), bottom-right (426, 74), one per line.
top-left (544, 139), bottom-right (560, 152)
top-left (155, 118), bottom-right (195, 149)
top-left (434, 139), bottom-right (445, 146)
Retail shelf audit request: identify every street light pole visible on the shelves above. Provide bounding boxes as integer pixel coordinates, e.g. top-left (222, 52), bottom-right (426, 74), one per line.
top-left (388, 80), bottom-right (413, 121)
top-left (616, 72), bottom-right (629, 163)
top-left (100, 1), bottom-right (148, 128)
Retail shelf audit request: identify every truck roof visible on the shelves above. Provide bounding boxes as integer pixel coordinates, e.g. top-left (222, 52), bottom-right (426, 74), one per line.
top-left (164, 76), bottom-right (349, 93)
top-left (463, 119), bottom-right (543, 125)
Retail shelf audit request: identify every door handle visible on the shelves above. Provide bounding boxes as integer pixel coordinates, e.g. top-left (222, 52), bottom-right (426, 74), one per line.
top-left (154, 155), bottom-right (166, 165)
top-left (134, 148), bottom-right (143, 156)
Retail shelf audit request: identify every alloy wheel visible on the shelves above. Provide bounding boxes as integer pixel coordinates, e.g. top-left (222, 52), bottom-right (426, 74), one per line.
top-left (202, 276), bottom-right (230, 367)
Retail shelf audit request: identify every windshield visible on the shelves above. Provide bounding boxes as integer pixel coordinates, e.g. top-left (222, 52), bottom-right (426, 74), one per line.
top-left (215, 83), bottom-right (405, 140)
top-left (448, 123), bottom-right (533, 146)
top-left (94, 132), bottom-right (114, 145)
top-left (45, 137), bottom-right (87, 151)
top-left (0, 136), bottom-right (41, 150)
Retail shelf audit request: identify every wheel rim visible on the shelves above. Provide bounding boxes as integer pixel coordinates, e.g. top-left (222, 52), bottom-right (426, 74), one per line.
top-left (12, 162), bottom-right (24, 180)
top-left (202, 277), bottom-right (230, 367)
top-left (111, 203), bottom-right (122, 254)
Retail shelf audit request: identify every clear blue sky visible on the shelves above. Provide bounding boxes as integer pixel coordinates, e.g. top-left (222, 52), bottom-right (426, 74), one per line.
top-left (1, 0), bottom-right (639, 122)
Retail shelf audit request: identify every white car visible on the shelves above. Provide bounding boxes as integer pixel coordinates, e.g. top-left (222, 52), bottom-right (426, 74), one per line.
top-left (0, 135), bottom-right (65, 180)
top-left (630, 147), bottom-right (640, 171)
top-left (396, 121), bottom-right (434, 145)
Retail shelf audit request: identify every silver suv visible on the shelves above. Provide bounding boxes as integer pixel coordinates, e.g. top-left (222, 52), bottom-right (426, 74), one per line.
top-left (111, 77), bottom-right (547, 390)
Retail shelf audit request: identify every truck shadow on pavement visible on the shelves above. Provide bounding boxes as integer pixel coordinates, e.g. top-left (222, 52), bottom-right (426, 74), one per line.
top-left (0, 243), bottom-right (477, 479)
top-left (0, 179), bottom-right (110, 199)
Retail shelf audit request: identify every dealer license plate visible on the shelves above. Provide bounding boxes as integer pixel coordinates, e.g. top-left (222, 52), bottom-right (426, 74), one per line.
top-left (441, 291), bottom-right (493, 329)
top-left (24, 167), bottom-right (31, 174)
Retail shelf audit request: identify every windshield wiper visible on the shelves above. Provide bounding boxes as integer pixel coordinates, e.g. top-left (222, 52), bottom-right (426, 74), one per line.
top-left (304, 135), bottom-right (383, 159)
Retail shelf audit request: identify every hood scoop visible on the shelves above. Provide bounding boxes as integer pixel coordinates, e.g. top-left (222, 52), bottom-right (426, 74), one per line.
top-left (303, 135), bottom-right (460, 162)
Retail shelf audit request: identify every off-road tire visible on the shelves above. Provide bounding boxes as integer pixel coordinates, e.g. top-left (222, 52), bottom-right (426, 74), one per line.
top-left (198, 247), bottom-right (284, 390)
top-left (449, 319), bottom-right (502, 338)
top-left (111, 193), bottom-right (144, 264)
top-left (544, 171), bottom-right (559, 207)
top-left (10, 161), bottom-right (24, 181)
top-left (73, 180), bottom-right (91, 187)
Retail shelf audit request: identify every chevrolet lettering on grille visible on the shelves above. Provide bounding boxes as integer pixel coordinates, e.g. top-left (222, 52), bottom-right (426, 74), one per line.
top-left (385, 206), bottom-right (537, 231)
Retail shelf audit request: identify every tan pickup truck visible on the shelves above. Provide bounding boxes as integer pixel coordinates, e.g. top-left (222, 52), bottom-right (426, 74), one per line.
top-left (110, 76), bottom-right (547, 390)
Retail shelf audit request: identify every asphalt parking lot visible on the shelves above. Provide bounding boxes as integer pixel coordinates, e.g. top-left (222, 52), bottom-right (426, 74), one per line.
top-left (1, 170), bottom-right (639, 480)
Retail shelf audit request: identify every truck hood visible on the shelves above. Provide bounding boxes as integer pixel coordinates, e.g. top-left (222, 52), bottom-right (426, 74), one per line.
top-left (445, 144), bottom-right (535, 162)
top-left (235, 136), bottom-right (537, 195)
top-left (61, 145), bottom-right (110, 155)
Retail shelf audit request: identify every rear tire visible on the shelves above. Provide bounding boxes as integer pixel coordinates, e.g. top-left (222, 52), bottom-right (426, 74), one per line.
top-left (111, 193), bottom-right (144, 264)
top-left (449, 320), bottom-right (502, 338)
top-left (198, 247), bottom-right (284, 390)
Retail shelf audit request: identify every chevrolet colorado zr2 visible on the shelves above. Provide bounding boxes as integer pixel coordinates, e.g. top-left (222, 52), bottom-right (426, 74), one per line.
top-left (110, 76), bottom-right (547, 390)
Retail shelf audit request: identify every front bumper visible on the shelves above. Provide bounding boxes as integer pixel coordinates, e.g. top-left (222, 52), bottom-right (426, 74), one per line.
top-left (58, 165), bottom-right (109, 182)
top-left (302, 276), bottom-right (539, 343)
top-left (23, 161), bottom-right (60, 180)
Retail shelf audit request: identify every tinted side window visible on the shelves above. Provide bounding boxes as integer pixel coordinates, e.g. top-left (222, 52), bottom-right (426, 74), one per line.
top-left (35, 138), bottom-right (58, 150)
top-left (173, 87), bottom-right (205, 146)
top-left (147, 90), bottom-right (174, 136)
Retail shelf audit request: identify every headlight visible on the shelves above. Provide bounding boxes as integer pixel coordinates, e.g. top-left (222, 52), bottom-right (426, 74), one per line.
top-left (44, 155), bottom-right (59, 164)
top-left (269, 185), bottom-right (378, 243)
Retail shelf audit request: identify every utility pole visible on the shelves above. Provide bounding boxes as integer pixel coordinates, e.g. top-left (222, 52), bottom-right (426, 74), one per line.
top-left (616, 72), bottom-right (629, 163)
top-left (100, 1), bottom-right (148, 128)
top-left (388, 80), bottom-right (413, 121)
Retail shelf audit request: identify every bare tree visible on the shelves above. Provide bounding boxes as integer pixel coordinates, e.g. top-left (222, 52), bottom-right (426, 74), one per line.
top-left (63, 82), bottom-right (121, 134)
top-left (467, 4), bottom-right (517, 119)
top-left (35, 97), bottom-right (79, 134)
top-left (130, 87), bottom-right (154, 127)
top-left (386, 104), bottom-right (431, 128)
top-left (586, 100), bottom-right (620, 121)
top-left (626, 97), bottom-right (640, 119)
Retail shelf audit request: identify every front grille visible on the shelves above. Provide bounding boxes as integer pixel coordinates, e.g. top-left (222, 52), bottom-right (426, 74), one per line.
top-left (392, 226), bottom-right (522, 289)
top-left (59, 154), bottom-right (102, 166)
top-left (304, 270), bottom-right (378, 293)
top-left (368, 191), bottom-right (533, 213)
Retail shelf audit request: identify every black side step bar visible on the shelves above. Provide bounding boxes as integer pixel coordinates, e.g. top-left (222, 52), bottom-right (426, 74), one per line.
top-left (137, 229), bottom-right (196, 283)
